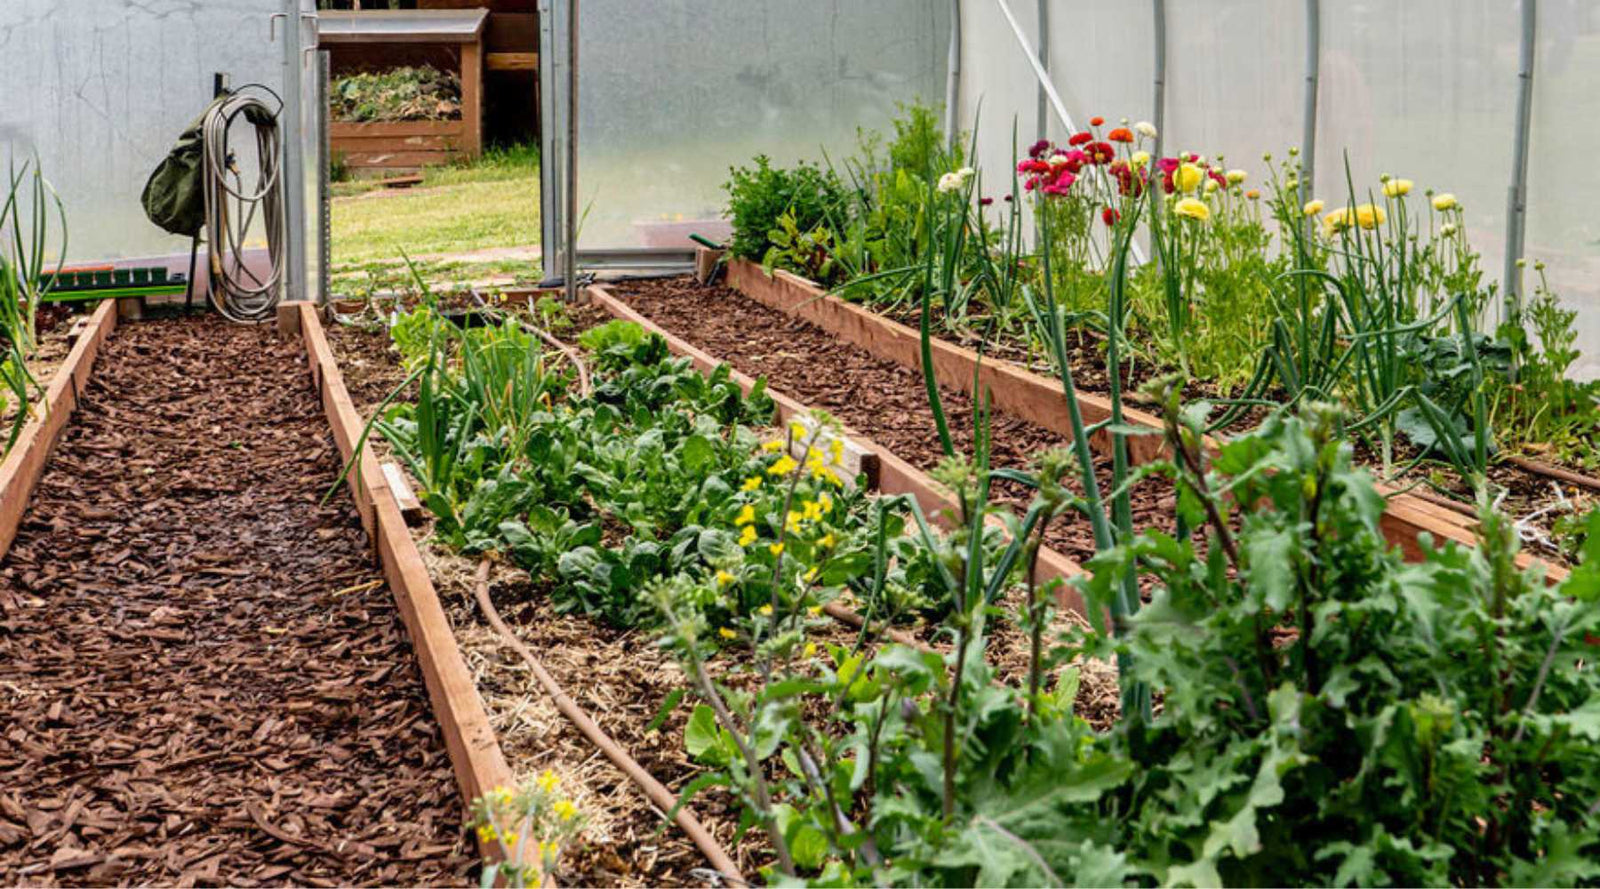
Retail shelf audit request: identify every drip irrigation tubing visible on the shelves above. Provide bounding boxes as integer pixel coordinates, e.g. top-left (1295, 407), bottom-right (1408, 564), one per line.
top-left (1505, 455), bottom-right (1600, 494)
top-left (469, 560), bottom-right (744, 886)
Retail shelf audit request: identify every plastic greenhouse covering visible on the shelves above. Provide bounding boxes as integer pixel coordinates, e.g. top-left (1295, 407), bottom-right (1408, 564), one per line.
top-left (566, 0), bottom-right (953, 254)
top-left (0, 0), bottom-right (320, 296)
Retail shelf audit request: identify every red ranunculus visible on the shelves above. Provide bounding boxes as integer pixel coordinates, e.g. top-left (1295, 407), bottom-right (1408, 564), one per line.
top-left (1064, 150), bottom-right (1087, 174)
top-left (979, 197), bottom-right (994, 206)
top-left (1067, 132), bottom-right (1093, 147)
top-left (1028, 139), bottom-right (1052, 159)
top-left (1089, 116), bottom-right (1105, 127)
top-left (1107, 127), bottom-right (1134, 143)
top-left (1102, 207), bottom-right (1120, 226)
top-left (1087, 142), bottom-right (1115, 165)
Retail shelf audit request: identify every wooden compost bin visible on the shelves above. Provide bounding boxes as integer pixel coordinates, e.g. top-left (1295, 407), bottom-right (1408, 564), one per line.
top-left (322, 9), bottom-right (487, 173)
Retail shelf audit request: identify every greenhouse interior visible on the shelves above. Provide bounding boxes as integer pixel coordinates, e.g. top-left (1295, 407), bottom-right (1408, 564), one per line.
top-left (2, 0), bottom-right (1600, 886)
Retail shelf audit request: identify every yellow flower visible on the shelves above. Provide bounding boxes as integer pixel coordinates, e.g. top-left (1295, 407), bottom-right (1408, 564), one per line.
top-left (538, 769), bottom-right (560, 794)
top-left (719, 627), bottom-right (738, 640)
top-left (818, 493), bottom-right (832, 512)
top-left (1245, 189), bottom-right (1260, 200)
top-left (502, 830), bottom-right (519, 848)
top-left (769, 542), bottom-right (785, 556)
top-left (553, 799), bottom-right (578, 822)
top-left (761, 439), bottom-right (785, 453)
top-left (716, 570), bottom-right (736, 587)
top-left (739, 524), bottom-right (758, 547)
top-left (477, 824), bottom-right (498, 843)
top-left (786, 510), bottom-right (804, 532)
top-left (768, 455), bottom-right (798, 476)
top-left (807, 604), bottom-right (824, 617)
top-left (828, 439), bottom-right (844, 464)
top-left (789, 420), bottom-right (807, 440)
top-left (1225, 168), bottom-right (1247, 185)
top-left (803, 567), bottom-right (819, 583)
top-left (741, 476), bottom-right (762, 492)
top-left (1354, 203), bottom-right (1386, 229)
top-left (1303, 199), bottom-right (1325, 216)
top-left (1381, 177), bottom-right (1412, 197)
top-left (1130, 150), bottom-right (1151, 168)
top-left (1432, 192), bottom-right (1457, 211)
top-left (757, 604), bottom-right (773, 616)
top-left (1204, 179), bottom-right (1220, 194)
top-left (819, 533), bottom-right (836, 549)
top-left (801, 499), bottom-right (823, 521)
top-left (803, 642), bottom-right (818, 658)
top-left (1322, 207), bottom-right (1351, 234)
top-left (735, 503), bottom-right (756, 526)
top-left (1173, 197), bottom-right (1210, 221)
top-left (1176, 163), bottom-right (1203, 192)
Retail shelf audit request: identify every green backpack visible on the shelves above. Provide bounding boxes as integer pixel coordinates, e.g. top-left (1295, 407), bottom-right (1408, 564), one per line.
top-left (140, 97), bottom-right (227, 237)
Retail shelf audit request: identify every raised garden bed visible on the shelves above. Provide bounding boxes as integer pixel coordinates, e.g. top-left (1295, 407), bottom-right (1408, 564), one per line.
top-left (710, 256), bottom-right (1572, 581)
top-left (0, 307), bottom-right (491, 885)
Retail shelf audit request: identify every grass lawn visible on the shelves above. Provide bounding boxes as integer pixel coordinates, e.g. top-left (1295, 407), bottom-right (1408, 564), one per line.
top-left (330, 144), bottom-right (539, 266)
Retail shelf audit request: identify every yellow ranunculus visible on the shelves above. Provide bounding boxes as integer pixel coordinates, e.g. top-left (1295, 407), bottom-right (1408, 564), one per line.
top-left (1354, 203), bottom-right (1387, 229)
top-left (1131, 150), bottom-right (1151, 168)
top-left (1303, 199), bottom-right (1325, 217)
top-left (1225, 168), bottom-right (1247, 185)
top-left (1176, 163), bottom-right (1204, 193)
top-left (1204, 179), bottom-right (1220, 194)
top-left (1322, 207), bottom-right (1354, 235)
top-left (1432, 192), bottom-right (1457, 211)
top-left (1381, 178), bottom-right (1413, 197)
top-left (1173, 197), bottom-right (1211, 221)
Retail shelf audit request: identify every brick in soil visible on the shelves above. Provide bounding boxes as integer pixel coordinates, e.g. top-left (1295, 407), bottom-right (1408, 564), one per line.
top-left (0, 315), bottom-right (473, 886)
top-left (605, 276), bottom-right (1185, 575)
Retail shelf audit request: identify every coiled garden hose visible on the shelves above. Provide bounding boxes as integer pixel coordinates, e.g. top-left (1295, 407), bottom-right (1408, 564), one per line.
top-left (201, 86), bottom-right (285, 323)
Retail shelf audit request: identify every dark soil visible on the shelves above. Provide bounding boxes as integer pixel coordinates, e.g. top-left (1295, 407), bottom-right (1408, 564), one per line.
top-left (604, 276), bottom-right (1188, 581)
top-left (0, 316), bottom-right (474, 886)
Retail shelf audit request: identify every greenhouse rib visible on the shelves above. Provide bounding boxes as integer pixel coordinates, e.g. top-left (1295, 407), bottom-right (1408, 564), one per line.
top-left (721, 256), bottom-right (1571, 585)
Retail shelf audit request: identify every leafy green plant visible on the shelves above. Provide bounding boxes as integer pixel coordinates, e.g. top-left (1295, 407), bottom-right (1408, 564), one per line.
top-left (723, 156), bottom-right (844, 263)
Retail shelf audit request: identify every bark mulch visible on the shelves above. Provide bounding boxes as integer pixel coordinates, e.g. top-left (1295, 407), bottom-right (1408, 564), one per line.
top-left (604, 276), bottom-right (1184, 573)
top-left (0, 315), bottom-right (474, 886)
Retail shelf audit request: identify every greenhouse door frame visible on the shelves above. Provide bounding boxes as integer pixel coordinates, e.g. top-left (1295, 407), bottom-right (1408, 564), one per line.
top-left (537, 0), bottom-right (695, 285)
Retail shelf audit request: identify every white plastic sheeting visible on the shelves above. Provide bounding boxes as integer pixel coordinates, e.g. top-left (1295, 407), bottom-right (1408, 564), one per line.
top-left (0, 0), bottom-right (310, 274)
top-left (955, 0), bottom-right (1599, 379)
top-left (571, 0), bottom-right (951, 252)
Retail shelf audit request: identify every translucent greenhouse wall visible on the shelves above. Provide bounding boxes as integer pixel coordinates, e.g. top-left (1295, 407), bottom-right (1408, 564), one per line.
top-left (956, 0), bottom-right (1600, 380)
top-left (566, 0), bottom-right (952, 254)
top-left (0, 0), bottom-right (320, 298)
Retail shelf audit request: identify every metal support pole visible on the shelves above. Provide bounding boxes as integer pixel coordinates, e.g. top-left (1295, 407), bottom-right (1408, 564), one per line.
top-left (992, 0), bottom-right (1077, 135)
top-left (1151, 0), bottom-right (1166, 161)
top-left (537, 0), bottom-right (560, 283)
top-left (943, 0), bottom-right (962, 148)
top-left (1503, 0), bottom-right (1537, 326)
top-left (1035, 0), bottom-right (1049, 143)
top-left (563, 0), bottom-right (579, 302)
top-left (1300, 0), bottom-right (1320, 206)
top-left (279, 0), bottom-right (307, 303)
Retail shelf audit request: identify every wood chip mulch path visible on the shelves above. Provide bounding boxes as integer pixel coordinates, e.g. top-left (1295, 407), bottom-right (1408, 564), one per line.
top-left (0, 315), bottom-right (474, 886)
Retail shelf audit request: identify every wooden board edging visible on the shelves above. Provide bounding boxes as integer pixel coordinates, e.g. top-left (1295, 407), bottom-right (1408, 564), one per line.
top-left (585, 284), bottom-right (1087, 616)
top-left (723, 258), bottom-right (1567, 583)
top-left (283, 303), bottom-right (514, 860)
top-left (0, 299), bottom-right (118, 561)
